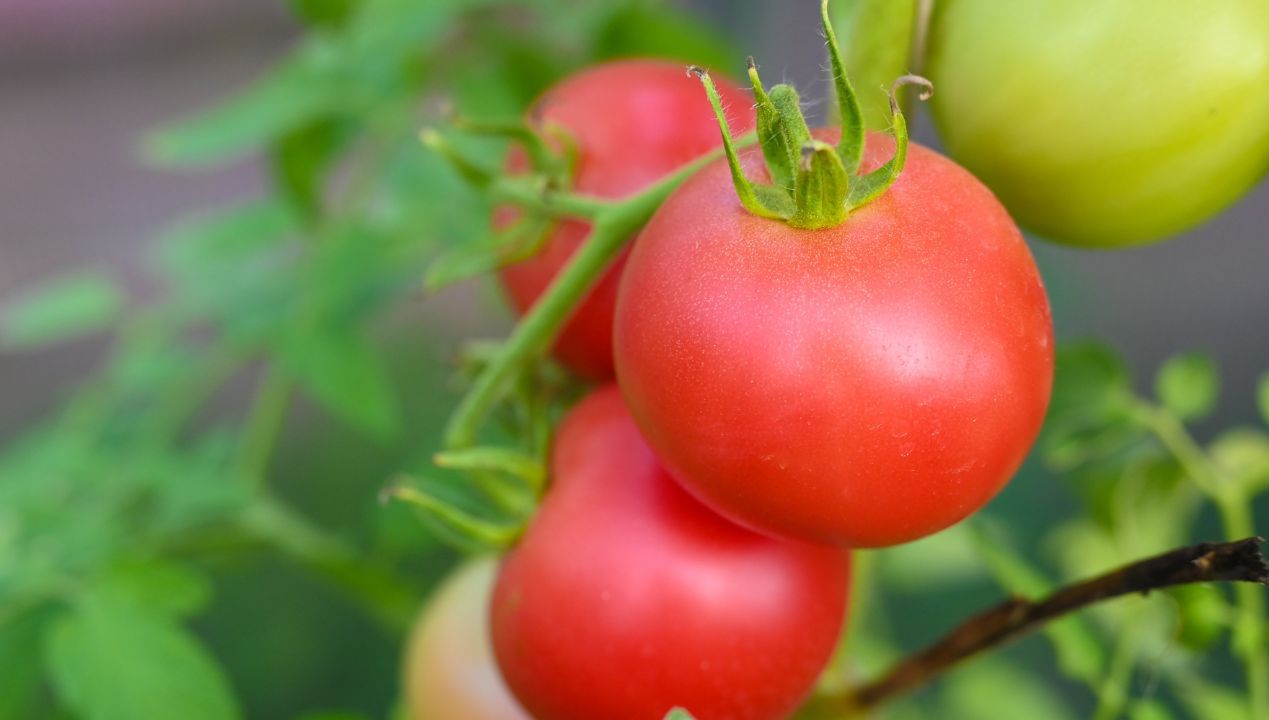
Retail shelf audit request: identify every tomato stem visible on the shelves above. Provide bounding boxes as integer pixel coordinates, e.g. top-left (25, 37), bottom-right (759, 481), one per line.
top-left (440, 135), bottom-right (755, 450)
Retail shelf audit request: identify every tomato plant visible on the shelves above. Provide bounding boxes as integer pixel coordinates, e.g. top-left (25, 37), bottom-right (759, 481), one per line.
top-left (497, 59), bottom-right (755, 380)
top-left (925, 0), bottom-right (1269, 247)
top-left (403, 558), bottom-right (528, 720)
top-left (490, 386), bottom-right (850, 720)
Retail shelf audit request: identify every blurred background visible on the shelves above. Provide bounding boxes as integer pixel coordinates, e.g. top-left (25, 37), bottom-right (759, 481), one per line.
top-left (0, 1), bottom-right (1265, 719)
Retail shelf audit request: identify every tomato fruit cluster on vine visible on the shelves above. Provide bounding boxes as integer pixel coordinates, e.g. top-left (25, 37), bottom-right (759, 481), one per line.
top-left (406, 0), bottom-right (1269, 717)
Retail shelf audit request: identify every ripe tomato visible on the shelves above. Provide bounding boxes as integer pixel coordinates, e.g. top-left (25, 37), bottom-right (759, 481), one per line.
top-left (925, 0), bottom-right (1269, 247)
top-left (497, 59), bottom-right (755, 380)
top-left (614, 131), bottom-right (1054, 548)
top-left (490, 386), bottom-right (849, 720)
top-left (403, 558), bottom-right (529, 720)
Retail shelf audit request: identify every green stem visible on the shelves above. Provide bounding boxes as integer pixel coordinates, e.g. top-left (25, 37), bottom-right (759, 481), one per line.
top-left (236, 365), bottom-right (292, 493)
top-left (441, 137), bottom-right (753, 449)
top-left (1134, 401), bottom-right (1268, 719)
top-left (488, 177), bottom-right (612, 219)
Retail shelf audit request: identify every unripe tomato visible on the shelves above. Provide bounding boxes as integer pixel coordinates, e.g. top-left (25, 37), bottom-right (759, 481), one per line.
top-left (498, 59), bottom-right (755, 380)
top-left (491, 386), bottom-right (849, 720)
top-left (403, 558), bottom-right (529, 720)
top-left (614, 131), bottom-right (1053, 548)
top-left (926, 0), bottom-right (1269, 247)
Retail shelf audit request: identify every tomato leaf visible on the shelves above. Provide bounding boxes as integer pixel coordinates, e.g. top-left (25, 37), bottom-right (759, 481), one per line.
top-left (1, 272), bottom-right (122, 350)
top-left (278, 328), bottom-right (402, 441)
top-left (829, 0), bottom-right (918, 129)
top-left (45, 594), bottom-right (242, 720)
top-left (96, 561), bottom-right (213, 620)
top-left (271, 118), bottom-right (347, 223)
top-left (1155, 352), bottom-right (1218, 421)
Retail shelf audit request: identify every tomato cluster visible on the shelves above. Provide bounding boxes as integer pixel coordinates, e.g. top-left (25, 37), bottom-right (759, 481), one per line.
top-left (410, 0), bottom-right (1269, 713)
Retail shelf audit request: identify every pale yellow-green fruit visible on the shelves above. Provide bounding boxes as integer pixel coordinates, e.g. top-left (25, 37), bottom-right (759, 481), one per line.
top-left (403, 558), bottom-right (528, 720)
top-left (927, 0), bottom-right (1269, 247)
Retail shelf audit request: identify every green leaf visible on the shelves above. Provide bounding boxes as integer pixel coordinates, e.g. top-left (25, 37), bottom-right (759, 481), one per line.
top-left (97, 560), bottom-right (213, 619)
top-left (1257, 371), bottom-right (1269, 426)
top-left (288, 0), bottom-right (356, 30)
top-left (663, 709), bottom-right (697, 720)
top-left (279, 328), bottom-right (401, 440)
top-left (1170, 584), bottom-right (1230, 651)
top-left (1050, 342), bottom-right (1131, 419)
top-left (830, 0), bottom-right (918, 130)
top-left (1155, 352), bottom-right (1219, 421)
top-left (146, 43), bottom-right (341, 166)
top-left (1, 272), bottom-right (122, 349)
top-left (271, 118), bottom-right (347, 223)
top-left (45, 594), bottom-right (242, 720)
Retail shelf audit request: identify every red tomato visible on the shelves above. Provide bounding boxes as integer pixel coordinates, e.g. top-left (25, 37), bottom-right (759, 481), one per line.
top-left (613, 131), bottom-right (1054, 548)
top-left (403, 558), bottom-right (529, 720)
top-left (497, 60), bottom-right (755, 381)
top-left (491, 386), bottom-right (849, 720)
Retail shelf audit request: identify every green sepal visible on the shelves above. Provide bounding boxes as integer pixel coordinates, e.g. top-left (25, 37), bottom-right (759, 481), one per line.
top-left (433, 446), bottom-right (546, 494)
top-left (821, 0), bottom-right (865, 172)
top-left (383, 481), bottom-right (522, 552)
top-left (693, 3), bottom-right (930, 232)
top-left (749, 59), bottom-right (811, 192)
top-left (846, 75), bottom-right (931, 208)
top-left (790, 142), bottom-right (850, 229)
top-left (419, 128), bottom-right (495, 187)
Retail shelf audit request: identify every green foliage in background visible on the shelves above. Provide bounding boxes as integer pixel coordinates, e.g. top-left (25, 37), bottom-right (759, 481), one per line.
top-left (1, 0), bottom-right (1266, 719)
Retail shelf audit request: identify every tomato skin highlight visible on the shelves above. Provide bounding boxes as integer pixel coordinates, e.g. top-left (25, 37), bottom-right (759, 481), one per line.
top-left (490, 386), bottom-right (850, 720)
top-left (926, 0), bottom-right (1269, 247)
top-left (497, 59), bottom-right (755, 380)
top-left (403, 558), bottom-right (529, 720)
top-left (614, 131), bottom-right (1054, 548)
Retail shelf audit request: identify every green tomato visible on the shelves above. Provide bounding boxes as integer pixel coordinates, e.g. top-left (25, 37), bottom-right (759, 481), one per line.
top-left (926, 0), bottom-right (1269, 247)
top-left (403, 558), bottom-right (528, 720)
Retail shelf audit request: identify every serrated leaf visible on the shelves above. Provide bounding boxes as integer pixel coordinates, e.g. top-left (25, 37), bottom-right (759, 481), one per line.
top-left (45, 594), bottom-right (242, 720)
top-left (1155, 353), bottom-right (1218, 421)
top-left (830, 0), bottom-right (918, 130)
top-left (279, 329), bottom-right (401, 440)
top-left (1, 272), bottom-right (122, 349)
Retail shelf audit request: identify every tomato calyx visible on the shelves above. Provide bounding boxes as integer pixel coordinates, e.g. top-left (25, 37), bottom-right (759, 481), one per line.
top-left (695, 0), bottom-right (933, 230)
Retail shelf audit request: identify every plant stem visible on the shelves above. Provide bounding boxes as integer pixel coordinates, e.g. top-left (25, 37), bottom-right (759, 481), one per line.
top-left (489, 178), bottom-right (612, 219)
top-left (1133, 401), bottom-right (1269, 719)
top-left (441, 136), bottom-right (753, 449)
top-left (836, 538), bottom-right (1268, 713)
top-left (236, 365), bottom-right (292, 493)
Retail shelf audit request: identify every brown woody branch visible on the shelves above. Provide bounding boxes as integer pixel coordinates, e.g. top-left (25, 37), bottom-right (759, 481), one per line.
top-left (841, 537), bottom-right (1269, 712)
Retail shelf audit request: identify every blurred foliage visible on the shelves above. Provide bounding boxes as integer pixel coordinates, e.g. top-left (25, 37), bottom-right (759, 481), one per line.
top-left (1, 1), bottom-right (1266, 719)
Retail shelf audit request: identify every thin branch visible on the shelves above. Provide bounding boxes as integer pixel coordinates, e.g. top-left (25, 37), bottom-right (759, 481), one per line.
top-left (841, 537), bottom-right (1269, 712)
